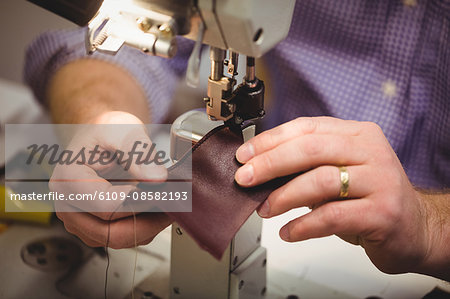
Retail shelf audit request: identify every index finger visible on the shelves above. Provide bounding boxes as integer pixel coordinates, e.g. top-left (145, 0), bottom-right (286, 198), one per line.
top-left (50, 163), bottom-right (138, 220)
top-left (236, 117), bottom-right (363, 163)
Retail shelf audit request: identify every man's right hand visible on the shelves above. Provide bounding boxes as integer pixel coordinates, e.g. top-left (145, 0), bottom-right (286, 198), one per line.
top-left (43, 57), bottom-right (173, 248)
top-left (52, 111), bottom-right (172, 249)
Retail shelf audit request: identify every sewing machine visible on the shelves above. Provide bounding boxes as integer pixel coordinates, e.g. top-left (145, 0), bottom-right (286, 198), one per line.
top-left (27, 0), bottom-right (296, 297)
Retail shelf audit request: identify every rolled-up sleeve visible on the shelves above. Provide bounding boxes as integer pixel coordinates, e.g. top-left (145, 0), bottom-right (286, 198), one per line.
top-left (24, 27), bottom-right (193, 123)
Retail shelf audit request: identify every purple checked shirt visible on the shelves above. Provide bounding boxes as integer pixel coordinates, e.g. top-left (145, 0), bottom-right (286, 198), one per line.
top-left (24, 0), bottom-right (450, 189)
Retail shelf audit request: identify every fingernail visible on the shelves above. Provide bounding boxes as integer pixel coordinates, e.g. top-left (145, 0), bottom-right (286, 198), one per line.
top-left (236, 143), bottom-right (255, 163)
top-left (142, 165), bottom-right (167, 181)
top-left (258, 200), bottom-right (270, 217)
top-left (235, 164), bottom-right (254, 186)
top-left (280, 226), bottom-right (290, 241)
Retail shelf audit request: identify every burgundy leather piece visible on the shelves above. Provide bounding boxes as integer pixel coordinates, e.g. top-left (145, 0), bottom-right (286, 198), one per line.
top-left (138, 125), bottom-right (292, 260)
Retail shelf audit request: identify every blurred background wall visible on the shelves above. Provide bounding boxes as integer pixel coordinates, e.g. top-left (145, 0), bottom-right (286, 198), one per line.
top-left (0, 1), bottom-right (77, 165)
top-left (0, 0), bottom-right (75, 83)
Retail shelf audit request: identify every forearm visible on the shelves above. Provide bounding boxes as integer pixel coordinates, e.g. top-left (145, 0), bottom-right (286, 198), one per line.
top-left (417, 191), bottom-right (450, 281)
top-left (47, 59), bottom-right (150, 124)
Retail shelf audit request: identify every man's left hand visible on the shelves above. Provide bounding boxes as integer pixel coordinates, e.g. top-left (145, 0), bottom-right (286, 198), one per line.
top-left (235, 116), bottom-right (432, 275)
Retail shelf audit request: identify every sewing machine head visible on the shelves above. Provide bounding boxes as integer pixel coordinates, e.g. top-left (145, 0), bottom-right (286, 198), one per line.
top-left (26, 2), bottom-right (297, 296)
top-left (29, 0), bottom-right (295, 124)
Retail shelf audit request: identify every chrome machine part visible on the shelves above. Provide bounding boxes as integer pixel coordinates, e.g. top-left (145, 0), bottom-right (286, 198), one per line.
top-left (226, 51), bottom-right (239, 77)
top-left (86, 0), bottom-right (186, 57)
top-left (186, 21), bottom-right (205, 88)
top-left (29, 0), bottom-right (295, 121)
top-left (170, 215), bottom-right (265, 299)
top-left (224, 57), bottom-right (265, 125)
top-left (188, 0), bottom-right (296, 57)
top-left (205, 48), bottom-right (266, 123)
top-left (170, 110), bottom-right (264, 299)
top-left (28, 0), bottom-right (296, 59)
top-left (170, 110), bottom-right (223, 162)
top-left (205, 47), bottom-right (237, 122)
top-left (210, 47), bottom-right (226, 81)
top-left (245, 57), bottom-right (256, 86)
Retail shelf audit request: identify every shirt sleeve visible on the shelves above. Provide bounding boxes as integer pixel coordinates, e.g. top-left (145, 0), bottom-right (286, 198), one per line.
top-left (23, 27), bottom-right (193, 123)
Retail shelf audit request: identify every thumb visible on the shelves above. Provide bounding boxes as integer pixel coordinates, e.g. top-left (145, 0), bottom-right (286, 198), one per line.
top-left (119, 130), bottom-right (169, 182)
top-left (92, 122), bottom-right (169, 182)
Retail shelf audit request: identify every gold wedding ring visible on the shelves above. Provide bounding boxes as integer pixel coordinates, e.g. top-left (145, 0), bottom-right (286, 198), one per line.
top-left (338, 166), bottom-right (349, 199)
